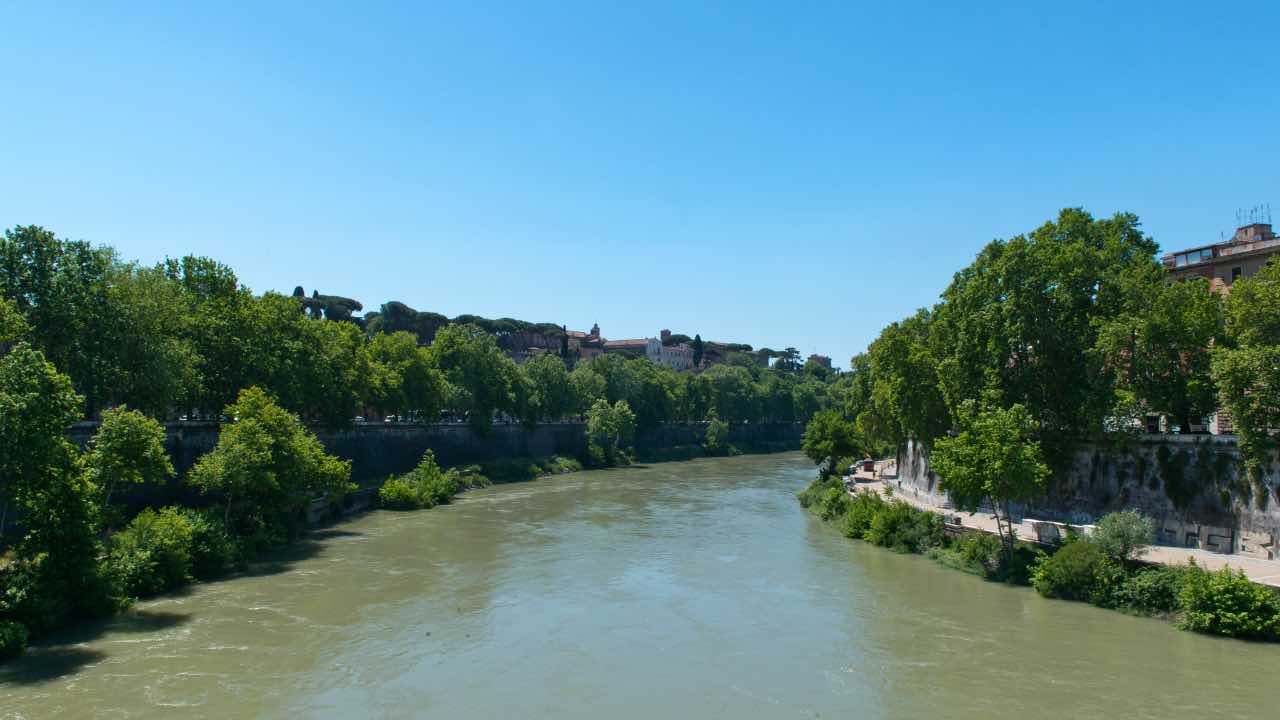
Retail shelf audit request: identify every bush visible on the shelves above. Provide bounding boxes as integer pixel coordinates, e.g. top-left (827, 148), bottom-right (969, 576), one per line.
top-left (540, 456), bottom-right (582, 475)
top-left (957, 532), bottom-right (1004, 576)
top-left (183, 508), bottom-right (243, 579)
top-left (1092, 510), bottom-right (1155, 561)
top-left (797, 476), bottom-right (841, 509)
top-left (865, 500), bottom-right (943, 553)
top-left (108, 507), bottom-right (196, 598)
top-left (818, 487), bottom-right (851, 521)
top-left (480, 457), bottom-right (543, 483)
top-left (1177, 562), bottom-right (1280, 640)
top-left (1113, 564), bottom-right (1188, 615)
top-left (378, 475), bottom-right (426, 510)
top-left (1031, 540), bottom-right (1110, 601)
top-left (379, 450), bottom-right (464, 510)
top-left (704, 415), bottom-right (730, 455)
top-left (841, 492), bottom-right (886, 539)
top-left (0, 619), bottom-right (27, 661)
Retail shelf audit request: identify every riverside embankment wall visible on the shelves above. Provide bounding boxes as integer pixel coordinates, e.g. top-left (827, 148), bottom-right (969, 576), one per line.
top-left (895, 436), bottom-right (1280, 559)
top-left (65, 420), bottom-right (802, 510)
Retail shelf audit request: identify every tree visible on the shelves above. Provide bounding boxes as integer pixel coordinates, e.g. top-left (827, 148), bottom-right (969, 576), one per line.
top-left (586, 399), bottom-right (636, 467)
top-left (691, 334), bottom-right (704, 367)
top-left (83, 407), bottom-right (174, 507)
top-left (0, 225), bottom-right (119, 414)
top-left (426, 324), bottom-right (516, 434)
top-left (187, 387), bottom-right (352, 535)
top-left (930, 401), bottom-right (1050, 560)
top-left (774, 347), bottom-right (802, 373)
top-left (0, 297), bottom-right (28, 347)
top-left (704, 412), bottom-right (730, 455)
top-left (569, 364), bottom-right (607, 415)
top-left (932, 209), bottom-right (1159, 450)
top-left (521, 353), bottom-right (575, 422)
top-left (703, 364), bottom-right (757, 422)
top-left (0, 343), bottom-right (110, 632)
top-left (1212, 260), bottom-right (1280, 478)
top-left (1096, 274), bottom-right (1221, 433)
top-left (366, 331), bottom-right (446, 421)
top-left (0, 343), bottom-right (83, 537)
top-left (106, 264), bottom-right (203, 417)
top-left (865, 310), bottom-right (950, 447)
top-left (627, 359), bottom-right (677, 431)
top-left (801, 409), bottom-right (861, 477)
top-left (1091, 510), bottom-right (1154, 562)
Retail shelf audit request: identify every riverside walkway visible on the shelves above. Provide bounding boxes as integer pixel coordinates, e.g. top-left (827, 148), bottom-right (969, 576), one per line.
top-left (849, 463), bottom-right (1280, 589)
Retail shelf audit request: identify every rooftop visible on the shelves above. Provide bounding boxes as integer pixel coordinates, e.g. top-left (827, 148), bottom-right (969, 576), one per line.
top-left (1161, 223), bottom-right (1278, 270)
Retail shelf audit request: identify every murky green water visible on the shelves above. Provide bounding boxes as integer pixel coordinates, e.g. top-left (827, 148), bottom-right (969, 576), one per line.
top-left (2, 453), bottom-right (1275, 718)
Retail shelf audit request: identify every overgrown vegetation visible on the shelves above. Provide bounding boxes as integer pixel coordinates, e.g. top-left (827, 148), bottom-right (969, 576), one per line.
top-left (801, 482), bottom-right (1280, 642)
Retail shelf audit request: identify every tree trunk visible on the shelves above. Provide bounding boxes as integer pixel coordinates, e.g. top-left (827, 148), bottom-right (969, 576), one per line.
top-left (1002, 498), bottom-right (1016, 563)
top-left (0, 500), bottom-right (7, 542)
top-left (224, 493), bottom-right (233, 526)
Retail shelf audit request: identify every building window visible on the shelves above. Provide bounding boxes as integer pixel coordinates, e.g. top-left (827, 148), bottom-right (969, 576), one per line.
top-left (1231, 267), bottom-right (1242, 283)
top-left (1175, 249), bottom-right (1213, 267)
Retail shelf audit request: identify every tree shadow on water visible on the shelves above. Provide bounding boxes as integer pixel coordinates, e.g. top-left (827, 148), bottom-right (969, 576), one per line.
top-left (238, 528), bottom-right (365, 579)
top-left (0, 646), bottom-right (107, 686)
top-left (0, 609), bottom-right (191, 686)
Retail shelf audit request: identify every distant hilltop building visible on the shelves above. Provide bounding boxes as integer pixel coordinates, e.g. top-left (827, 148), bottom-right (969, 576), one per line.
top-left (1162, 219), bottom-right (1279, 293)
top-left (601, 329), bottom-right (694, 370)
top-left (807, 354), bottom-right (832, 369)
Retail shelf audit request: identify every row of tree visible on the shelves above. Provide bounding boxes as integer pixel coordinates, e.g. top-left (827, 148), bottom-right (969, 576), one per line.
top-left (804, 208), bottom-right (1280, 552)
top-left (0, 226), bottom-right (836, 435)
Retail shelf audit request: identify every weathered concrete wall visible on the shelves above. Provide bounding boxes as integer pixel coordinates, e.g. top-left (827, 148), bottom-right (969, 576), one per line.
top-left (895, 436), bottom-right (1280, 559)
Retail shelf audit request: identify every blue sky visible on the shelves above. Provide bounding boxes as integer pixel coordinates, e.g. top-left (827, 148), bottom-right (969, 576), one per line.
top-left (2, 1), bottom-right (1278, 367)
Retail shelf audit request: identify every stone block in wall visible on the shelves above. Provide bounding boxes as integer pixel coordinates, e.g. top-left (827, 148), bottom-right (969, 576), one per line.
top-left (1238, 529), bottom-right (1276, 560)
top-left (1199, 525), bottom-right (1234, 554)
top-left (1028, 520), bottom-right (1064, 544)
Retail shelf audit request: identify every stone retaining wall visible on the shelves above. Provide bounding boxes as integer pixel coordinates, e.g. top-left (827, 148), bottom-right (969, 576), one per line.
top-left (897, 436), bottom-right (1280, 559)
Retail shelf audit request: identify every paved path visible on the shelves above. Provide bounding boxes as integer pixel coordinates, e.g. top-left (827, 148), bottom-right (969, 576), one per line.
top-left (847, 467), bottom-right (1280, 589)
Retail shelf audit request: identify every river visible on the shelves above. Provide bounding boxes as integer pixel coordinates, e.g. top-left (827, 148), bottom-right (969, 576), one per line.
top-left (1, 453), bottom-right (1274, 718)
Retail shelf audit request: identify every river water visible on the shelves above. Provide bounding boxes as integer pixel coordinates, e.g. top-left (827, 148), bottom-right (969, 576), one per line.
top-left (1, 453), bottom-right (1275, 719)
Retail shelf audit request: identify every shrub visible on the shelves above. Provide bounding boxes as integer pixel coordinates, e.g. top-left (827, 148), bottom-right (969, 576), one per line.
top-left (818, 487), bottom-right (851, 521)
top-left (183, 508), bottom-right (242, 579)
top-left (0, 619), bottom-right (27, 661)
top-left (480, 457), bottom-right (542, 483)
top-left (797, 476), bottom-right (840, 509)
top-left (1092, 510), bottom-right (1155, 561)
top-left (1177, 562), bottom-right (1280, 640)
top-left (540, 456), bottom-right (582, 475)
top-left (378, 450), bottom-right (464, 510)
top-left (1113, 564), bottom-right (1188, 615)
top-left (378, 475), bottom-right (426, 510)
top-left (1031, 540), bottom-right (1110, 601)
top-left (0, 552), bottom-right (118, 635)
top-left (865, 500), bottom-right (943, 553)
top-left (957, 532), bottom-right (1005, 576)
top-left (841, 492), bottom-right (886, 539)
top-left (704, 415), bottom-right (730, 455)
top-left (108, 507), bottom-right (196, 598)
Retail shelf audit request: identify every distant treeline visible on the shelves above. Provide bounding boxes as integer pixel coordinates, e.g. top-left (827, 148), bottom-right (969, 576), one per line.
top-left (0, 225), bottom-right (836, 433)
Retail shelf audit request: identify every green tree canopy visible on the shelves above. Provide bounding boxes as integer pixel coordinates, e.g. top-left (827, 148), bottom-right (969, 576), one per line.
top-left (930, 401), bottom-right (1050, 557)
top-left (801, 409), bottom-right (862, 477)
top-left (83, 406), bottom-right (174, 506)
top-left (426, 324), bottom-right (516, 435)
top-left (1096, 274), bottom-right (1222, 432)
top-left (586, 399), bottom-right (636, 467)
top-left (187, 387), bottom-right (353, 535)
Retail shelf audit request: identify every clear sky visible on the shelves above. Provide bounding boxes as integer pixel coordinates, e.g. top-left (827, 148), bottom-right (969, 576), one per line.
top-left (3, 1), bottom-right (1278, 367)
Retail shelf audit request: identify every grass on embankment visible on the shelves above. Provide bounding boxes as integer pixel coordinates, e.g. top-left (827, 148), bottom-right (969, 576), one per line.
top-left (798, 474), bottom-right (1280, 642)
